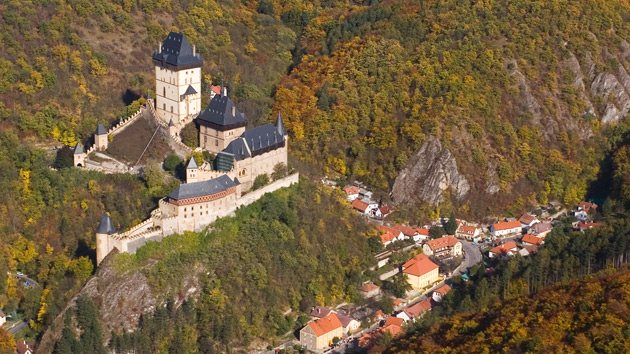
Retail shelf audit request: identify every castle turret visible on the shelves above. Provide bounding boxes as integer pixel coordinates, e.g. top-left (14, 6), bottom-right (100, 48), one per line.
top-left (73, 142), bottom-right (86, 167)
top-left (168, 118), bottom-right (177, 137)
top-left (197, 93), bottom-right (247, 153)
top-left (186, 157), bottom-right (199, 183)
top-left (96, 213), bottom-right (115, 265)
top-left (276, 113), bottom-right (285, 136)
top-left (153, 32), bottom-right (203, 124)
top-left (95, 123), bottom-right (108, 151)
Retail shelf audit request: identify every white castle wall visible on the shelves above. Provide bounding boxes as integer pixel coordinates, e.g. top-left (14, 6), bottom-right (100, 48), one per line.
top-left (96, 173), bottom-right (299, 264)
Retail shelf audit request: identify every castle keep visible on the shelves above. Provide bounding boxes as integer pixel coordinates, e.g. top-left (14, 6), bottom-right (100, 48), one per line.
top-left (96, 32), bottom-right (296, 265)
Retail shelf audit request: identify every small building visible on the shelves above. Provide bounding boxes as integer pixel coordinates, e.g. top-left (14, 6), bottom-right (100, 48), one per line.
top-left (577, 201), bottom-right (598, 214)
top-left (337, 313), bottom-right (360, 335)
top-left (576, 221), bottom-right (602, 231)
top-left (377, 225), bottom-right (405, 246)
top-left (393, 225), bottom-right (418, 240)
top-left (402, 254), bottom-right (439, 291)
top-left (422, 236), bottom-right (462, 258)
top-left (432, 284), bottom-right (451, 302)
top-left (343, 185), bottom-right (360, 201)
top-left (379, 204), bottom-right (393, 218)
top-left (300, 313), bottom-right (343, 351)
top-left (396, 299), bottom-right (432, 322)
top-left (489, 241), bottom-right (519, 258)
top-left (352, 199), bottom-right (380, 218)
top-left (456, 224), bottom-right (480, 240)
top-left (414, 227), bottom-right (430, 243)
top-left (0, 309), bottom-right (6, 326)
top-left (530, 222), bottom-right (552, 238)
top-left (16, 340), bottom-right (34, 354)
top-left (360, 282), bottom-right (381, 299)
top-left (310, 306), bottom-right (333, 319)
top-left (518, 213), bottom-right (539, 228)
top-left (381, 316), bottom-right (404, 337)
top-left (521, 234), bottom-right (544, 247)
top-left (491, 220), bottom-right (522, 237)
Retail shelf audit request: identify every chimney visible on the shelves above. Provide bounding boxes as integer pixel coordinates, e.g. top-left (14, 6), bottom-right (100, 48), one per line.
top-left (232, 105), bottom-right (235, 116)
top-left (193, 44), bottom-right (196, 56)
top-left (223, 86), bottom-right (227, 96)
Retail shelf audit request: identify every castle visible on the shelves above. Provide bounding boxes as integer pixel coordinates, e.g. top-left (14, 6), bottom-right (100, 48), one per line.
top-left (95, 32), bottom-right (296, 265)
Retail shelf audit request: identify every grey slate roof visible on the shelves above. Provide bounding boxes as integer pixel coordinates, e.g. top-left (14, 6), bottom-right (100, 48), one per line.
top-left (221, 138), bottom-right (251, 161)
top-left (168, 175), bottom-right (239, 200)
top-left (153, 32), bottom-right (202, 69)
top-left (168, 118), bottom-right (175, 127)
top-left (221, 120), bottom-right (286, 161)
top-left (97, 214), bottom-right (115, 234)
top-left (276, 113), bottom-right (285, 136)
top-left (183, 85), bottom-right (197, 96)
top-left (187, 157), bottom-right (198, 169)
top-left (196, 94), bottom-right (247, 130)
top-left (96, 124), bottom-right (107, 135)
top-left (73, 143), bottom-right (84, 154)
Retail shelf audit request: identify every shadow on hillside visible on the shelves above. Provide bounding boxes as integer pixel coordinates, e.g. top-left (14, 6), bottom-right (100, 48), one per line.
top-left (122, 89), bottom-right (141, 105)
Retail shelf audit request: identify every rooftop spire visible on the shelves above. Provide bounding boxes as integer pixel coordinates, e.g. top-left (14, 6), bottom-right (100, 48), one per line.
top-left (187, 157), bottom-right (198, 169)
top-left (97, 213), bottom-right (115, 234)
top-left (276, 113), bottom-right (285, 136)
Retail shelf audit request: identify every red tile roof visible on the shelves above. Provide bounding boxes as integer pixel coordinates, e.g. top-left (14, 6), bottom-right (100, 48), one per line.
top-left (380, 231), bottom-right (396, 244)
top-left (343, 185), bottom-right (360, 195)
top-left (393, 225), bottom-right (417, 236)
top-left (402, 254), bottom-right (439, 277)
top-left (434, 284), bottom-right (451, 296)
top-left (352, 199), bottom-right (369, 212)
top-left (309, 306), bottom-right (333, 318)
top-left (493, 220), bottom-right (522, 231)
top-left (379, 205), bottom-right (392, 215)
top-left (578, 201), bottom-right (597, 213)
top-left (519, 213), bottom-right (538, 225)
top-left (416, 227), bottom-right (430, 236)
top-left (578, 221), bottom-right (602, 230)
top-left (382, 316), bottom-right (404, 337)
top-left (404, 299), bottom-right (432, 318)
top-left (522, 234), bottom-right (543, 246)
top-left (490, 241), bottom-right (518, 255)
top-left (307, 313), bottom-right (342, 337)
top-left (425, 236), bottom-right (459, 251)
top-left (457, 225), bottom-right (478, 235)
top-left (361, 282), bottom-right (380, 293)
top-left (210, 85), bottom-right (222, 95)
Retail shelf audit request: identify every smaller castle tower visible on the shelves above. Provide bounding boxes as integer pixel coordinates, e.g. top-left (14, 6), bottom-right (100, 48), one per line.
top-left (95, 123), bottom-right (108, 151)
top-left (186, 157), bottom-right (198, 183)
top-left (96, 213), bottom-right (115, 265)
top-left (197, 91), bottom-right (247, 154)
top-left (168, 118), bottom-right (177, 137)
top-left (73, 143), bottom-right (86, 167)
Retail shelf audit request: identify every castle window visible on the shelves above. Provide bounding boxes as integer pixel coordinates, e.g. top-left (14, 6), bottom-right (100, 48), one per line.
top-left (199, 212), bottom-right (202, 216)
top-left (184, 207), bottom-right (187, 212)
top-left (215, 140), bottom-right (218, 147)
top-left (163, 103), bottom-right (166, 110)
top-left (170, 106), bottom-right (173, 113)
top-left (163, 87), bottom-right (165, 97)
top-left (184, 214), bottom-right (187, 218)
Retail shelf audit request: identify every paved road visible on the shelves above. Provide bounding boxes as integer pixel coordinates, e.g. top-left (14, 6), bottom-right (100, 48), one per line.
top-left (455, 240), bottom-right (482, 275)
top-left (8, 272), bottom-right (40, 289)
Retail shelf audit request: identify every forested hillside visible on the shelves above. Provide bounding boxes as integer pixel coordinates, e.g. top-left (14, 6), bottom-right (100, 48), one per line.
top-left (39, 180), bottom-right (378, 353)
top-left (384, 268), bottom-right (630, 353)
top-left (1, 0), bottom-right (629, 215)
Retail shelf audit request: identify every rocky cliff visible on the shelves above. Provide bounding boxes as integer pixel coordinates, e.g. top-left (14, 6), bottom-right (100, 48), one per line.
top-left (391, 137), bottom-right (470, 206)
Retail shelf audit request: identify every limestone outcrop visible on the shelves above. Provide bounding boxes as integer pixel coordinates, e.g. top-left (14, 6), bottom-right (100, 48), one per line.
top-left (391, 137), bottom-right (470, 206)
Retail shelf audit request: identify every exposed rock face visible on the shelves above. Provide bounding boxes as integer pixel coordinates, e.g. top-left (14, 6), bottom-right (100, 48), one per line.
top-left (590, 72), bottom-right (630, 123)
top-left (38, 252), bottom-right (157, 353)
top-left (392, 137), bottom-right (470, 206)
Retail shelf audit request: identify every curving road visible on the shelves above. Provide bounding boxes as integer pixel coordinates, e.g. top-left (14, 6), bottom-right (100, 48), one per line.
top-left (455, 240), bottom-right (482, 275)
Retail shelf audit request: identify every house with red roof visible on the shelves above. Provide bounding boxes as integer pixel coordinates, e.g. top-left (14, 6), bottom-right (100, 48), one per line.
top-left (519, 213), bottom-right (540, 228)
top-left (343, 185), bottom-right (360, 201)
top-left (402, 254), bottom-right (439, 290)
top-left (352, 199), bottom-right (381, 218)
top-left (414, 227), bottom-right (430, 242)
top-left (422, 236), bottom-right (462, 258)
top-left (456, 224), bottom-right (481, 240)
top-left (489, 241), bottom-right (519, 258)
top-left (377, 225), bottom-right (405, 246)
top-left (300, 313), bottom-right (344, 351)
top-left (396, 299), bottom-right (432, 322)
top-left (381, 316), bottom-right (405, 337)
top-left (432, 284), bottom-right (452, 302)
top-left (576, 221), bottom-right (602, 231)
top-left (309, 306), bottom-right (333, 319)
top-left (491, 220), bottom-right (523, 237)
top-left (360, 281), bottom-right (381, 299)
top-left (521, 234), bottom-right (544, 247)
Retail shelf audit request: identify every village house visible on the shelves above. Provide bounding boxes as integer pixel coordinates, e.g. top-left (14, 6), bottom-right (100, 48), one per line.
top-left (393, 225), bottom-right (418, 240)
top-left (491, 220), bottom-right (523, 237)
top-left (414, 227), bottom-right (430, 242)
top-left (16, 340), bottom-right (34, 354)
top-left (402, 254), bottom-right (439, 290)
top-left (489, 241), bottom-right (519, 258)
top-left (352, 199), bottom-right (381, 218)
top-left (455, 224), bottom-right (481, 240)
top-left (0, 309), bottom-right (5, 326)
top-left (337, 313), bottom-right (360, 335)
top-left (578, 201), bottom-right (598, 214)
top-left (343, 185), bottom-right (360, 201)
top-left (518, 213), bottom-right (540, 229)
top-left (360, 282), bottom-right (381, 299)
top-left (422, 236), bottom-right (462, 258)
top-left (396, 299), bottom-right (432, 322)
top-left (381, 316), bottom-right (405, 337)
top-left (432, 284), bottom-right (452, 302)
top-left (530, 222), bottom-right (553, 238)
top-left (300, 313), bottom-right (344, 351)
top-left (379, 205), bottom-right (393, 218)
top-left (377, 225), bottom-right (406, 246)
top-left (576, 221), bottom-right (603, 231)
top-left (521, 234), bottom-right (544, 247)
top-left (310, 306), bottom-right (333, 319)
